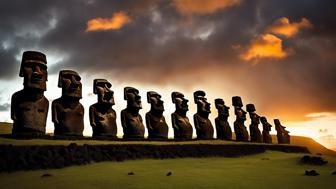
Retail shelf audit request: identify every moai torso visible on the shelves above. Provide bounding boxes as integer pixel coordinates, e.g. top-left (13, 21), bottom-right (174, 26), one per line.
top-left (261, 117), bottom-right (272, 144)
top-left (146, 112), bottom-right (168, 139)
top-left (52, 70), bottom-right (84, 136)
top-left (145, 91), bottom-right (168, 139)
top-left (52, 98), bottom-right (84, 135)
top-left (171, 92), bottom-right (193, 139)
top-left (214, 98), bottom-right (232, 140)
top-left (171, 112), bottom-right (193, 139)
top-left (193, 91), bottom-right (214, 139)
top-left (89, 79), bottom-right (117, 137)
top-left (11, 90), bottom-right (49, 134)
top-left (90, 104), bottom-right (117, 137)
top-left (232, 96), bottom-right (249, 142)
top-left (11, 51), bottom-right (49, 135)
top-left (121, 87), bottom-right (145, 139)
top-left (247, 104), bottom-right (262, 143)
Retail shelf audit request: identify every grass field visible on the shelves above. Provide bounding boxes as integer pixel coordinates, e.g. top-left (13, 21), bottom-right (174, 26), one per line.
top-left (0, 151), bottom-right (335, 189)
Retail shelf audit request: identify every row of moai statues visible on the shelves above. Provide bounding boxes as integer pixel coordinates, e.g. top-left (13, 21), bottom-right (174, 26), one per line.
top-left (11, 51), bottom-right (290, 143)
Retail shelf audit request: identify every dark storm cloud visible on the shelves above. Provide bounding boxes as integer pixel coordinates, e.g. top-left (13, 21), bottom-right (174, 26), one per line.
top-left (0, 0), bottom-right (335, 121)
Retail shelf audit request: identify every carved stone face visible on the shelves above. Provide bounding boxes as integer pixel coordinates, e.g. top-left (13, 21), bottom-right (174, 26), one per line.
top-left (215, 99), bottom-right (230, 117)
top-left (58, 70), bottom-right (82, 98)
top-left (251, 113), bottom-right (260, 124)
top-left (125, 87), bottom-right (142, 109)
top-left (260, 117), bottom-right (267, 124)
top-left (147, 91), bottom-right (164, 111)
top-left (94, 79), bottom-right (114, 105)
top-left (172, 92), bottom-right (189, 112)
top-left (237, 108), bottom-right (247, 121)
top-left (20, 51), bottom-right (47, 91)
top-left (194, 91), bottom-right (211, 113)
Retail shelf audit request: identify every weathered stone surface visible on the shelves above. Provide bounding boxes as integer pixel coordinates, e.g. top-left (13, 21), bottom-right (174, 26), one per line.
top-left (52, 70), bottom-right (84, 136)
top-left (214, 98), bottom-right (232, 140)
top-left (246, 104), bottom-right (262, 143)
top-left (274, 119), bottom-right (290, 144)
top-left (11, 51), bottom-right (49, 136)
top-left (260, 116), bottom-right (272, 144)
top-left (232, 96), bottom-right (249, 142)
top-left (171, 92), bottom-right (193, 139)
top-left (89, 79), bottom-right (117, 137)
top-left (145, 91), bottom-right (168, 139)
top-left (193, 91), bottom-right (214, 139)
top-left (121, 87), bottom-right (145, 139)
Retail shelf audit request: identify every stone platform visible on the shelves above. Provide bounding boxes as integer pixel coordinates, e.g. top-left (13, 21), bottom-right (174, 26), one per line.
top-left (0, 141), bottom-right (309, 172)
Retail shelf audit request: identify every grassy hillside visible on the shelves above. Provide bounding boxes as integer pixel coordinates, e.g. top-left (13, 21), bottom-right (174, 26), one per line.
top-left (0, 151), bottom-right (335, 189)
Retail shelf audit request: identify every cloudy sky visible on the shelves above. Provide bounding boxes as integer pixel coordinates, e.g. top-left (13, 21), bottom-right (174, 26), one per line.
top-left (0, 0), bottom-right (335, 148)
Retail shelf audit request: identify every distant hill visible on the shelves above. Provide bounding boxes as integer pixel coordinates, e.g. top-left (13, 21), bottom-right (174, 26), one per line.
top-left (0, 122), bottom-right (12, 134)
top-left (287, 135), bottom-right (336, 156)
top-left (1, 122), bottom-right (335, 156)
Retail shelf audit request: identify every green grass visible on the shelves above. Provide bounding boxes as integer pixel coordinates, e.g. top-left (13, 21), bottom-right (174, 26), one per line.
top-left (0, 151), bottom-right (335, 189)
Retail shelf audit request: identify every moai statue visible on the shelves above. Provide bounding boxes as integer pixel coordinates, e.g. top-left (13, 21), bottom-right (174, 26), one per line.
top-left (52, 70), bottom-right (84, 136)
top-left (145, 91), bottom-right (168, 139)
top-left (193, 91), bottom-right (214, 139)
top-left (89, 79), bottom-right (117, 138)
top-left (171, 92), bottom-right (193, 139)
top-left (121, 87), bottom-right (145, 139)
top-left (232, 96), bottom-right (249, 142)
top-left (246, 104), bottom-right (262, 143)
top-left (214, 99), bottom-right (232, 140)
top-left (260, 116), bottom-right (272, 144)
top-left (11, 51), bottom-right (49, 136)
top-left (274, 119), bottom-right (290, 144)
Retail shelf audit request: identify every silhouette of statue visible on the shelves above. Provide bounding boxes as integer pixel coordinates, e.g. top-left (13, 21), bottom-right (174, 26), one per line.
top-left (214, 98), bottom-right (232, 140)
top-left (121, 87), bottom-right (145, 139)
top-left (52, 70), bottom-right (84, 136)
top-left (89, 79), bottom-right (117, 138)
top-left (171, 92), bottom-right (193, 139)
top-left (260, 116), bottom-right (272, 144)
top-left (274, 119), bottom-right (290, 144)
top-left (193, 91), bottom-right (214, 139)
top-left (145, 91), bottom-right (168, 139)
top-left (11, 51), bottom-right (49, 136)
top-left (246, 104), bottom-right (262, 143)
top-left (232, 96), bottom-right (249, 142)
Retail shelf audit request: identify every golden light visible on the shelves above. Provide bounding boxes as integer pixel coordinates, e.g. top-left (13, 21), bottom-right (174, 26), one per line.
top-left (241, 34), bottom-right (288, 61)
top-left (86, 11), bottom-right (132, 32)
top-left (172, 0), bottom-right (241, 15)
top-left (266, 17), bottom-right (313, 38)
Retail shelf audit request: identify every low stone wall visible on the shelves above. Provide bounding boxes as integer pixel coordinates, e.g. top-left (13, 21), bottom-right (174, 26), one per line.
top-left (0, 143), bottom-right (309, 172)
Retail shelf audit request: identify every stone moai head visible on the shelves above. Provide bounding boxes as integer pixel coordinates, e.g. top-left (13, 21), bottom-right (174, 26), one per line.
top-left (232, 96), bottom-right (246, 120)
top-left (172, 92), bottom-right (189, 112)
top-left (247, 103), bottom-right (259, 124)
top-left (246, 104), bottom-right (256, 113)
top-left (274, 119), bottom-right (281, 126)
top-left (147, 91), bottom-right (164, 112)
top-left (58, 70), bottom-right (82, 99)
top-left (20, 51), bottom-right (48, 91)
top-left (94, 79), bottom-right (114, 105)
top-left (194, 90), bottom-right (211, 113)
top-left (215, 98), bottom-right (230, 117)
top-left (124, 87), bottom-right (142, 109)
top-left (232, 96), bottom-right (243, 107)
